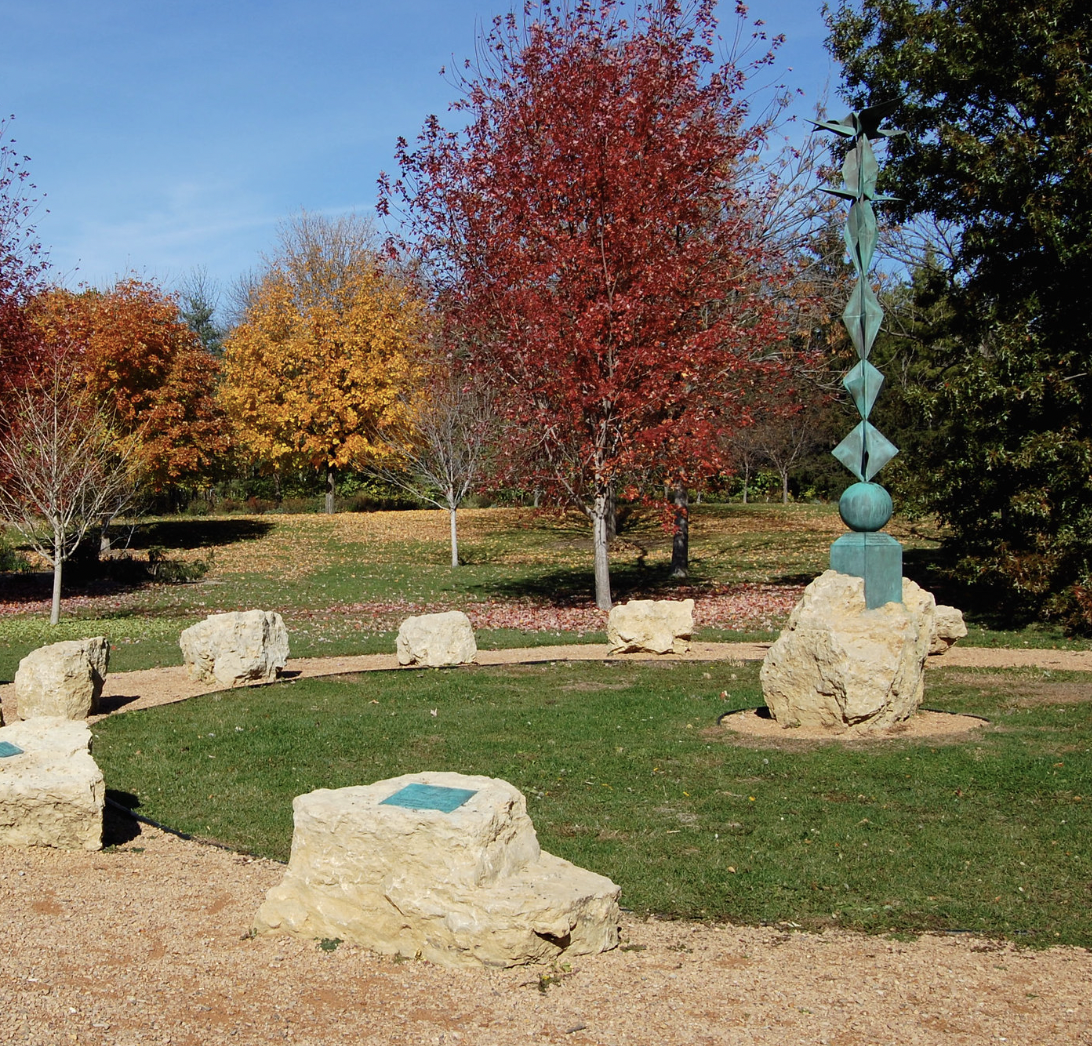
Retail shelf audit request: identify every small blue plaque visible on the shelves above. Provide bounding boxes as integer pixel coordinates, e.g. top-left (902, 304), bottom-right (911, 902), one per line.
top-left (0, 741), bottom-right (25, 759)
top-left (380, 783), bottom-right (477, 813)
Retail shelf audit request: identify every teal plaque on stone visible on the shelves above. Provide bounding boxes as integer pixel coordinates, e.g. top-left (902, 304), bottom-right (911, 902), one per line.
top-left (0, 741), bottom-right (24, 758)
top-left (380, 783), bottom-right (477, 813)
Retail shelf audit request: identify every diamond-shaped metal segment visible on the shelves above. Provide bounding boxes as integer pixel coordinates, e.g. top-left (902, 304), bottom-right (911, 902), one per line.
top-left (843, 359), bottom-right (885, 419)
top-left (844, 201), bottom-right (878, 275)
top-left (842, 279), bottom-right (883, 359)
top-left (0, 741), bottom-right (24, 758)
top-left (832, 421), bottom-right (899, 482)
top-left (841, 137), bottom-right (879, 199)
top-left (862, 425), bottom-right (899, 481)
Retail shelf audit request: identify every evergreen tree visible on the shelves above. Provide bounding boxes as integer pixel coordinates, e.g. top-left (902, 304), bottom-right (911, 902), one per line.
top-left (178, 266), bottom-right (225, 356)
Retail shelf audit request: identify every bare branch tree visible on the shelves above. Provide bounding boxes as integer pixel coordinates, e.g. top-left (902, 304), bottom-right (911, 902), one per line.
top-left (723, 422), bottom-right (767, 505)
top-left (0, 354), bottom-right (139, 623)
top-left (752, 401), bottom-right (826, 505)
top-left (366, 364), bottom-right (496, 567)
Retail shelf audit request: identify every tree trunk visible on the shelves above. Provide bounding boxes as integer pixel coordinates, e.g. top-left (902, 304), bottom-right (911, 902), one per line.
top-left (592, 488), bottom-right (612, 610)
top-left (325, 466), bottom-right (336, 514)
top-left (781, 469), bottom-right (790, 505)
top-left (670, 483), bottom-right (689, 579)
top-left (742, 464), bottom-right (750, 505)
top-left (50, 535), bottom-right (63, 626)
top-left (449, 504), bottom-right (459, 567)
top-left (604, 482), bottom-right (617, 541)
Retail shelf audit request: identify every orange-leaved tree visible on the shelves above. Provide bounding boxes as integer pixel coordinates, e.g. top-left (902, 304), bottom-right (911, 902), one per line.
top-left (28, 278), bottom-right (229, 495)
top-left (220, 214), bottom-right (427, 511)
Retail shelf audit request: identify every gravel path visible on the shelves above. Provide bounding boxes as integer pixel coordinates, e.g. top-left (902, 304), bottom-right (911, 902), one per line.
top-left (1, 642), bottom-right (1090, 1045)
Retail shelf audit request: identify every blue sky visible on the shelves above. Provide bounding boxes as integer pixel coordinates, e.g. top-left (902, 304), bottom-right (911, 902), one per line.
top-left (1, 1), bottom-right (839, 300)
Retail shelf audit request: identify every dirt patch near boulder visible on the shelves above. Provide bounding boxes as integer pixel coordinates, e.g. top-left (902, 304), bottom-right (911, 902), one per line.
top-left (940, 668), bottom-right (1092, 707)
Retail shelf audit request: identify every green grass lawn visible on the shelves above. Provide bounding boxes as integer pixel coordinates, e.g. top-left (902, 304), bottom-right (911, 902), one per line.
top-left (92, 659), bottom-right (1092, 948)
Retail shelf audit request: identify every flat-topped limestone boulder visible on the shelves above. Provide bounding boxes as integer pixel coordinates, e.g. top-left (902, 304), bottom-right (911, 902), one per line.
top-left (760, 571), bottom-right (938, 731)
top-left (0, 718), bottom-right (104, 850)
top-left (180, 610), bottom-right (289, 687)
top-left (396, 611), bottom-right (477, 667)
top-left (607, 598), bottom-right (694, 655)
top-left (14, 637), bottom-right (110, 721)
top-left (253, 771), bottom-right (621, 968)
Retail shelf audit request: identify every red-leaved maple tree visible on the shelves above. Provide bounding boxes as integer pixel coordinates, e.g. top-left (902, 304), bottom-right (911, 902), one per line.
top-left (0, 116), bottom-right (49, 396)
top-left (382, 0), bottom-right (791, 607)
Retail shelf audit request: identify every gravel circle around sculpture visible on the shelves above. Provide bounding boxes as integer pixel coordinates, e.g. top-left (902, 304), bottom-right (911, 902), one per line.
top-left (717, 706), bottom-right (989, 743)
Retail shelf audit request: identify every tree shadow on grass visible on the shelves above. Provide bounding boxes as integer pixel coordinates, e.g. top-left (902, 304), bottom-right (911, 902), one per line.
top-left (473, 560), bottom-right (705, 606)
top-left (0, 519), bottom-right (275, 607)
top-left (767, 571), bottom-right (818, 587)
top-left (122, 518), bottom-right (274, 551)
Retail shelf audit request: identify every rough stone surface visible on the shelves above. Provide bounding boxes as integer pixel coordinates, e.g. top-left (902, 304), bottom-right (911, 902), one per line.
top-left (180, 610), bottom-right (289, 687)
top-left (759, 570), bottom-right (936, 731)
top-left (930, 604), bottom-right (969, 655)
top-left (14, 637), bottom-right (110, 721)
top-left (396, 611), bottom-right (477, 667)
top-left (607, 599), bottom-right (694, 655)
top-left (0, 717), bottom-right (103, 850)
top-left (253, 771), bottom-right (621, 968)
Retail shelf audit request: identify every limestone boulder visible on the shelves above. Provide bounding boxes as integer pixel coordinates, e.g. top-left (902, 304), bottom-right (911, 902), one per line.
top-left (180, 610), bottom-right (289, 687)
top-left (0, 718), bottom-right (104, 850)
top-left (759, 571), bottom-right (936, 731)
top-left (253, 771), bottom-right (620, 968)
top-left (930, 604), bottom-right (968, 655)
top-left (396, 611), bottom-right (477, 667)
top-left (607, 599), bottom-right (694, 655)
top-left (14, 637), bottom-right (110, 720)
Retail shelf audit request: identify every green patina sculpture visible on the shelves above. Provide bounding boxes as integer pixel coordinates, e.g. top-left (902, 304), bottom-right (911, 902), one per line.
top-left (811, 100), bottom-right (904, 609)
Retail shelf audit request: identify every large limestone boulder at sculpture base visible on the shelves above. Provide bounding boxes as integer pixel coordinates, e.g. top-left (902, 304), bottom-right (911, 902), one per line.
top-left (607, 599), bottom-right (694, 655)
top-left (180, 610), bottom-right (289, 687)
top-left (14, 637), bottom-right (110, 721)
top-left (396, 611), bottom-right (477, 667)
top-left (253, 772), bottom-right (621, 968)
top-left (760, 571), bottom-right (936, 731)
top-left (0, 718), bottom-right (104, 850)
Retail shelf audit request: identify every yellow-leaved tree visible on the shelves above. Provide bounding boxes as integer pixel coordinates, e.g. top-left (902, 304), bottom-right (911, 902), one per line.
top-left (220, 213), bottom-right (426, 511)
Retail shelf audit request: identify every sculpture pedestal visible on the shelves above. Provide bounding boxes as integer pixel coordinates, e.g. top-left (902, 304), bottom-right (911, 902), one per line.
top-left (830, 531), bottom-right (903, 609)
